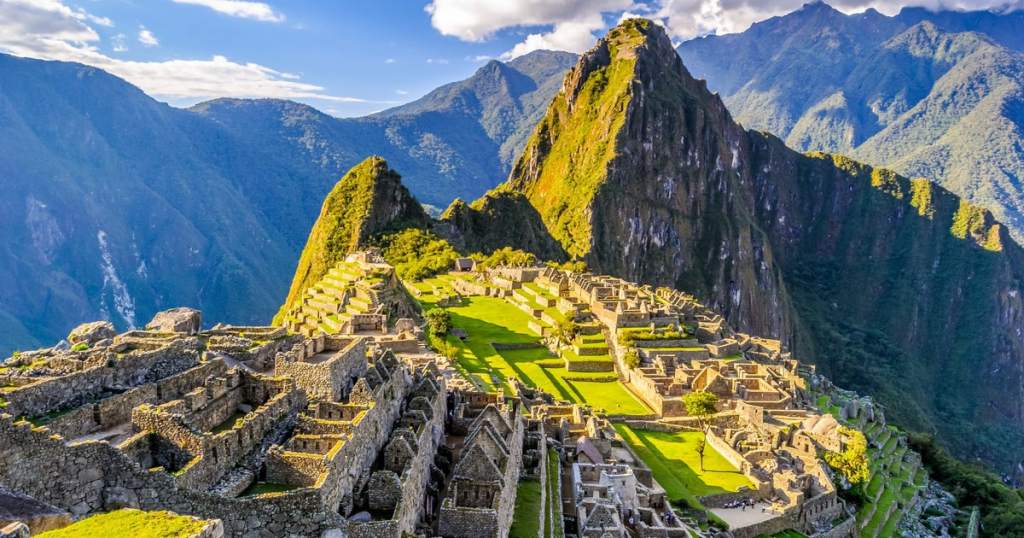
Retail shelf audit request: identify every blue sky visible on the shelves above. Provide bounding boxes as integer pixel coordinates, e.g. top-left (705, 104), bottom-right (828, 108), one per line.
top-left (0, 0), bottom-right (1009, 117)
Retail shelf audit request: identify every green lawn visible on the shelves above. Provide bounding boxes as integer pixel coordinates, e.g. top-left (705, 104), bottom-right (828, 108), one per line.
top-left (545, 449), bottom-right (563, 538)
top-left (428, 295), bottom-right (652, 416)
top-left (510, 479), bottom-right (542, 538)
top-left (615, 424), bottom-right (753, 509)
top-left (37, 509), bottom-right (208, 537)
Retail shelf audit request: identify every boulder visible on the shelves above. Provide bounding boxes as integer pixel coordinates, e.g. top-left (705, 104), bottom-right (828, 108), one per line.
top-left (68, 321), bottom-right (116, 346)
top-left (0, 523), bottom-right (29, 538)
top-left (146, 307), bottom-right (202, 334)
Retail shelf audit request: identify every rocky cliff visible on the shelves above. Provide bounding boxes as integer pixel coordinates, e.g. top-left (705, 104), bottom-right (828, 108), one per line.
top-left (447, 18), bottom-right (1024, 470)
top-left (275, 156), bottom-right (428, 322)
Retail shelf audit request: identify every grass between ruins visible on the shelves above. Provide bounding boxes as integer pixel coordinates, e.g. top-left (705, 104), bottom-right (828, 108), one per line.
top-left (614, 424), bottom-right (753, 508)
top-left (36, 509), bottom-right (208, 538)
top-left (419, 290), bottom-right (652, 416)
top-left (509, 478), bottom-right (542, 538)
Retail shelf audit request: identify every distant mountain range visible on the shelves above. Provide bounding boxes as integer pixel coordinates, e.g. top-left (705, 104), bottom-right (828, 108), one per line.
top-left (0, 50), bottom-right (575, 354)
top-left (678, 1), bottom-right (1024, 241)
top-left (5, 0), bottom-right (1024, 397)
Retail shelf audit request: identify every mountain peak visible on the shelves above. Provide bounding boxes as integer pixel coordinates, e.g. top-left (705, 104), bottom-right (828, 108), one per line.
top-left (274, 156), bottom-right (428, 322)
top-left (503, 17), bottom-right (733, 259)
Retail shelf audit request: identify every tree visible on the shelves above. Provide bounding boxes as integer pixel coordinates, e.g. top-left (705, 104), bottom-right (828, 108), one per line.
top-left (684, 391), bottom-right (719, 471)
top-left (554, 318), bottom-right (578, 347)
top-left (623, 349), bottom-right (640, 369)
top-left (425, 308), bottom-right (451, 337)
top-left (825, 427), bottom-right (870, 487)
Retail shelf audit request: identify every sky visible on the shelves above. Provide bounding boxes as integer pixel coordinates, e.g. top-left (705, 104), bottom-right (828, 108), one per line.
top-left (0, 0), bottom-right (1017, 117)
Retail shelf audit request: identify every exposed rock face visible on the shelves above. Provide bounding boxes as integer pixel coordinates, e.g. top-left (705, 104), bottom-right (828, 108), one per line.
top-left (455, 18), bottom-right (1024, 470)
top-left (276, 156), bottom-right (429, 322)
top-left (67, 321), bottom-right (116, 346)
top-left (146, 308), bottom-right (202, 334)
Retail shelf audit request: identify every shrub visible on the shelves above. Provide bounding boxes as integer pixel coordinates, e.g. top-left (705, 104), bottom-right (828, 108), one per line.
top-left (374, 228), bottom-right (459, 281)
top-left (475, 247), bottom-right (537, 269)
top-left (425, 309), bottom-right (451, 337)
top-left (71, 342), bottom-right (89, 352)
top-left (623, 349), bottom-right (640, 369)
top-left (824, 427), bottom-right (870, 486)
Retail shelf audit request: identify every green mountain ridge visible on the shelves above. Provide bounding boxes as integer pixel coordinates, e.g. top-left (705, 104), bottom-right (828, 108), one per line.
top-left (275, 156), bottom-right (428, 322)
top-left (0, 50), bottom-right (575, 355)
top-left (678, 2), bottom-right (1024, 243)
top-left (445, 18), bottom-right (1024, 473)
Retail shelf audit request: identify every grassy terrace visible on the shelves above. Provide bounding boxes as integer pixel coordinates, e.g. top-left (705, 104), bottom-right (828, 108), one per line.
top-left (510, 479), bottom-right (542, 538)
top-left (431, 295), bottom-right (651, 416)
top-left (615, 424), bottom-right (753, 509)
top-left (545, 449), bottom-right (563, 538)
top-left (37, 509), bottom-right (208, 537)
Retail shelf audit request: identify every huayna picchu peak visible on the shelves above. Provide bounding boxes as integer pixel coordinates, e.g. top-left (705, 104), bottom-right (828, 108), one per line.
top-left (4, 7), bottom-right (1024, 538)
top-left (448, 18), bottom-right (1024, 475)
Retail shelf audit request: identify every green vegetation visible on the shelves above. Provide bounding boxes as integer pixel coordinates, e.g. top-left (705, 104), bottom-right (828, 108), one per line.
top-left (424, 295), bottom-right (650, 415)
top-left (909, 178), bottom-right (935, 218)
top-left (545, 449), bottom-right (563, 537)
top-left (241, 481), bottom-right (297, 497)
top-left (425, 308), bottom-right (451, 337)
top-left (623, 348), bottom-right (640, 369)
top-left (507, 19), bottom-right (649, 258)
top-left (376, 228), bottom-right (460, 281)
top-left (909, 433), bottom-right (1024, 536)
top-left (70, 342), bottom-right (89, 352)
top-left (823, 427), bottom-right (870, 486)
top-left (275, 156), bottom-right (428, 323)
top-left (37, 509), bottom-right (208, 538)
top-left (683, 391), bottom-right (719, 471)
top-left (473, 246), bottom-right (537, 268)
top-left (509, 479), bottom-right (542, 538)
top-left (615, 424), bottom-right (752, 510)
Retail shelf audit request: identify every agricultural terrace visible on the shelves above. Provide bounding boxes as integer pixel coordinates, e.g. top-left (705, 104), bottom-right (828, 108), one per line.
top-left (615, 424), bottom-right (753, 509)
top-left (409, 275), bottom-right (652, 417)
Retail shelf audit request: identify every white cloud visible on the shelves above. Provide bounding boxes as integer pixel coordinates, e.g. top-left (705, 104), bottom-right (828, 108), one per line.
top-left (428, 0), bottom-right (1022, 54)
top-left (0, 0), bottom-right (364, 104)
top-left (395, 89), bottom-right (409, 95)
top-left (426, 57), bottom-right (449, 64)
top-left (426, 0), bottom-right (634, 59)
top-left (655, 0), bottom-right (1022, 39)
top-left (171, 0), bottom-right (285, 23)
top-left (111, 33), bottom-right (126, 52)
top-left (384, 57), bottom-right (396, 64)
top-left (137, 26), bottom-right (159, 47)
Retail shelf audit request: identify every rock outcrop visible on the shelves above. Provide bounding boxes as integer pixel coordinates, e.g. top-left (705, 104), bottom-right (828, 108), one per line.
top-left (146, 307), bottom-right (202, 334)
top-left (67, 321), bottom-right (116, 346)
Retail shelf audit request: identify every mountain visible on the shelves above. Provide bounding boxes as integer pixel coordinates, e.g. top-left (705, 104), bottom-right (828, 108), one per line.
top-left (275, 156), bottom-right (428, 321)
top-left (0, 53), bottom-right (296, 355)
top-left (0, 50), bottom-right (574, 355)
top-left (678, 2), bottom-right (1024, 242)
top-left (446, 18), bottom-right (1024, 471)
top-left (193, 50), bottom-right (577, 209)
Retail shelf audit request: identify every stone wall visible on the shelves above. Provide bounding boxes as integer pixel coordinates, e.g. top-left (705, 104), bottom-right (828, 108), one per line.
top-left (3, 341), bottom-right (201, 419)
top-left (0, 415), bottom-right (345, 537)
top-left (274, 337), bottom-right (367, 402)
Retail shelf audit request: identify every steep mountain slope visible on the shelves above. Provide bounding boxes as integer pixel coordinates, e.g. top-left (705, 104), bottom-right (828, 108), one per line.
top-left (448, 18), bottom-right (1024, 471)
top-left (0, 50), bottom-right (574, 355)
top-left (275, 156), bottom-right (428, 321)
top-left (677, 2), bottom-right (1024, 242)
top-left (0, 53), bottom-right (296, 354)
top-left (193, 50), bottom-right (577, 209)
